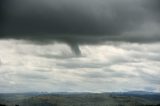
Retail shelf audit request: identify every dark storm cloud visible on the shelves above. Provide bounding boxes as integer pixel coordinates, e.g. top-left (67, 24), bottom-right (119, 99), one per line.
top-left (145, 0), bottom-right (160, 20)
top-left (0, 0), bottom-right (6, 32)
top-left (0, 0), bottom-right (146, 38)
top-left (0, 0), bottom-right (160, 55)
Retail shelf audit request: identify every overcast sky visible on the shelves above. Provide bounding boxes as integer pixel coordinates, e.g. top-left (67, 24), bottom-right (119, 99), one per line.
top-left (0, 0), bottom-right (160, 93)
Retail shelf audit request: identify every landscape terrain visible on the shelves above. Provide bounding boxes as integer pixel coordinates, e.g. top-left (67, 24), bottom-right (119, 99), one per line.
top-left (0, 91), bottom-right (160, 106)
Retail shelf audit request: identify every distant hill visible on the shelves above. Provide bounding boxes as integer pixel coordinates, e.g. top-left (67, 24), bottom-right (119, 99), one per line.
top-left (0, 92), bottom-right (160, 106)
top-left (125, 91), bottom-right (158, 95)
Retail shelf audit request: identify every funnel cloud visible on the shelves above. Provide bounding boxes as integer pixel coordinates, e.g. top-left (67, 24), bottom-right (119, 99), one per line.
top-left (0, 0), bottom-right (160, 93)
top-left (1, 0), bottom-right (160, 54)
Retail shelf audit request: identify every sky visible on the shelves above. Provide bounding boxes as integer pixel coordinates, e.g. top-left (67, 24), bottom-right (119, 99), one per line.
top-left (0, 0), bottom-right (160, 93)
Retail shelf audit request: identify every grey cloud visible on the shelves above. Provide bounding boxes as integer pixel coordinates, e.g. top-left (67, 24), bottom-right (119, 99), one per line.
top-left (131, 52), bottom-right (160, 62)
top-left (82, 72), bottom-right (107, 79)
top-left (38, 54), bottom-right (79, 59)
top-left (56, 55), bottom-right (133, 69)
top-left (57, 62), bottom-right (105, 69)
top-left (140, 71), bottom-right (160, 85)
top-left (0, 0), bottom-right (158, 42)
top-left (81, 70), bottom-right (137, 79)
top-left (1, 0), bottom-right (160, 55)
top-left (145, 0), bottom-right (160, 21)
top-left (1, 39), bottom-right (160, 92)
top-left (1, 0), bottom-right (144, 36)
top-left (17, 72), bottom-right (49, 80)
top-left (144, 87), bottom-right (156, 92)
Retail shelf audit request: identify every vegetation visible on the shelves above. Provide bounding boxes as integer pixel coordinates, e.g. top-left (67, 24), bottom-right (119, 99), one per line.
top-left (0, 93), bottom-right (160, 106)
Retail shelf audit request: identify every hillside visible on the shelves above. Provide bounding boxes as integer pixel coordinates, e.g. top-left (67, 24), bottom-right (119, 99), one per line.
top-left (0, 92), bottom-right (160, 106)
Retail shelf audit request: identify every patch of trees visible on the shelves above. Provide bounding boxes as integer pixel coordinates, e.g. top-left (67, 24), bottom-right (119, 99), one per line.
top-left (144, 104), bottom-right (160, 106)
top-left (0, 104), bottom-right (6, 106)
top-left (0, 104), bottom-right (19, 106)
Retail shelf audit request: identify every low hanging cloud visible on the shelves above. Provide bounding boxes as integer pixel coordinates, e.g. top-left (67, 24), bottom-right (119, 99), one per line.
top-left (0, 40), bottom-right (160, 93)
